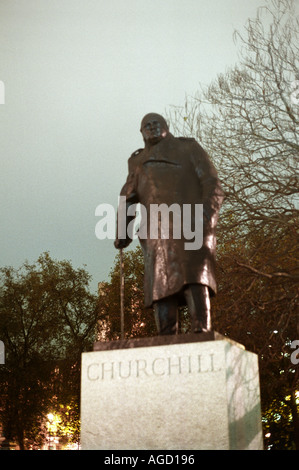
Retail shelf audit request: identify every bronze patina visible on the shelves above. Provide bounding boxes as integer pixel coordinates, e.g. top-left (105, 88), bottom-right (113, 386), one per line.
top-left (115, 113), bottom-right (224, 335)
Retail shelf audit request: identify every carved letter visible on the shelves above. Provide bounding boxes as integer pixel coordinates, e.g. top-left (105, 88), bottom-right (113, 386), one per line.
top-left (136, 359), bottom-right (149, 377)
top-left (101, 361), bottom-right (114, 380)
top-left (87, 363), bottom-right (99, 381)
top-left (152, 357), bottom-right (166, 376)
top-left (168, 356), bottom-right (182, 375)
top-left (118, 360), bottom-right (132, 379)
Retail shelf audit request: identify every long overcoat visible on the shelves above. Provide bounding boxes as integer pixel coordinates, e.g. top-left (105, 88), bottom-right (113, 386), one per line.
top-left (117, 133), bottom-right (224, 308)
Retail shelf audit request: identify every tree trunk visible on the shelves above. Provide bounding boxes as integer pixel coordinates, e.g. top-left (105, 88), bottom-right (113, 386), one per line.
top-left (17, 425), bottom-right (25, 450)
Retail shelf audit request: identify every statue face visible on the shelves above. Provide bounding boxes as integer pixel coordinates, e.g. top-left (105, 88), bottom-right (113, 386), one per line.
top-left (140, 114), bottom-right (169, 146)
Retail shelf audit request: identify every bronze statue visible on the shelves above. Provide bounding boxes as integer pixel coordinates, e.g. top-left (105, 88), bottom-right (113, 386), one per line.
top-left (115, 113), bottom-right (224, 335)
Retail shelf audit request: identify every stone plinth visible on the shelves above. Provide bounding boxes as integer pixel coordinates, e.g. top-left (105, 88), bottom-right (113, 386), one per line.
top-left (81, 333), bottom-right (263, 450)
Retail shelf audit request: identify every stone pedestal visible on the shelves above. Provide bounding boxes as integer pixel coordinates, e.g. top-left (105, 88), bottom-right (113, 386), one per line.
top-left (81, 333), bottom-right (263, 450)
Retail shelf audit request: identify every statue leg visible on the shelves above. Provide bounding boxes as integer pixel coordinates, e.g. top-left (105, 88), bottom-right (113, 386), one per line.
top-left (153, 295), bottom-right (178, 335)
top-left (184, 284), bottom-right (211, 333)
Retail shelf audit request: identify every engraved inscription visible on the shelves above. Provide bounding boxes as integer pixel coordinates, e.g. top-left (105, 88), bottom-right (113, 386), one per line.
top-left (87, 353), bottom-right (221, 381)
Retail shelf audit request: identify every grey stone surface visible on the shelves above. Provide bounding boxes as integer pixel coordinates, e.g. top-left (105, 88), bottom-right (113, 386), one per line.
top-left (81, 336), bottom-right (263, 450)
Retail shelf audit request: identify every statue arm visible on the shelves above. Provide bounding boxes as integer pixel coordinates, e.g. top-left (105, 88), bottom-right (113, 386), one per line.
top-left (114, 158), bottom-right (139, 249)
top-left (190, 143), bottom-right (224, 224)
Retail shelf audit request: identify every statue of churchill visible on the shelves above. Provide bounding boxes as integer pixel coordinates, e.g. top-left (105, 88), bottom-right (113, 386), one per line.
top-left (115, 113), bottom-right (224, 335)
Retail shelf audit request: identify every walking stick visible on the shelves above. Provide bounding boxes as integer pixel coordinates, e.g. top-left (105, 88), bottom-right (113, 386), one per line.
top-left (120, 248), bottom-right (125, 340)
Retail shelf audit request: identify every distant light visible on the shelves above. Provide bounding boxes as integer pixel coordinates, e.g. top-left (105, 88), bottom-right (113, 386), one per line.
top-left (273, 330), bottom-right (278, 334)
top-left (265, 433), bottom-right (271, 438)
top-left (47, 413), bottom-right (54, 422)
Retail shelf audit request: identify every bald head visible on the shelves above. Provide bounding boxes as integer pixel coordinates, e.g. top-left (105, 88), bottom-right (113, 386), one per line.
top-left (140, 113), bottom-right (169, 131)
top-left (140, 113), bottom-right (169, 146)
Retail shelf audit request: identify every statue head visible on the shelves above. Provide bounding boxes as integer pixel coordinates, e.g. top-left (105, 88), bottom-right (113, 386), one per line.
top-left (140, 113), bottom-right (169, 146)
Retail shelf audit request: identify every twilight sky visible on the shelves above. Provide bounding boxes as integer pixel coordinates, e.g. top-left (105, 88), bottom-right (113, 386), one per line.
top-left (0, 0), bottom-right (271, 292)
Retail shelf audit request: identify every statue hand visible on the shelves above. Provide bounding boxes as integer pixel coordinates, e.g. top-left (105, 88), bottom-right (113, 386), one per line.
top-left (114, 238), bottom-right (130, 250)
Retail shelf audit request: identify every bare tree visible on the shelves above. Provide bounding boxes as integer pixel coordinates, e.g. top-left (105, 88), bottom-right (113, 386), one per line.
top-left (167, 0), bottom-right (299, 449)
top-left (169, 0), bottom-right (298, 248)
